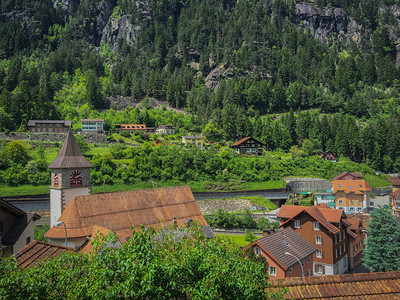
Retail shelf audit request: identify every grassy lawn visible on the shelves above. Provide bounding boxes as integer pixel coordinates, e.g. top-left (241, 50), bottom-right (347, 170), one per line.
top-left (217, 234), bottom-right (250, 247)
top-left (363, 174), bottom-right (391, 188)
top-left (0, 185), bottom-right (50, 196)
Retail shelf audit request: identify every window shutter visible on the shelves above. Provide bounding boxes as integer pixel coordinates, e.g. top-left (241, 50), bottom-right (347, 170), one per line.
top-left (322, 266), bottom-right (325, 274)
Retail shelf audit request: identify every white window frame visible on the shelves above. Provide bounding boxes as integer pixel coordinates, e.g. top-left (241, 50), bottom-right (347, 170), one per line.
top-left (294, 220), bottom-right (300, 229)
top-left (313, 222), bottom-right (320, 231)
top-left (269, 266), bottom-right (277, 276)
top-left (316, 264), bottom-right (323, 274)
top-left (315, 235), bottom-right (322, 245)
top-left (254, 247), bottom-right (262, 256)
top-left (316, 250), bottom-right (322, 258)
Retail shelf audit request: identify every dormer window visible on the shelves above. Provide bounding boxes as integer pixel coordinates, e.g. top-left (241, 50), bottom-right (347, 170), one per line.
top-left (350, 186), bottom-right (353, 189)
top-left (338, 184), bottom-right (342, 187)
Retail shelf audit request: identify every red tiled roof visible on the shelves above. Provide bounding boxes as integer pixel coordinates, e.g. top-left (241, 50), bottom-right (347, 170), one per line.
top-left (332, 180), bottom-right (372, 194)
top-left (332, 172), bottom-right (362, 181)
top-left (15, 240), bottom-right (73, 268)
top-left (389, 177), bottom-right (400, 186)
top-left (278, 205), bottom-right (340, 234)
top-left (347, 228), bottom-right (358, 239)
top-left (45, 186), bottom-right (210, 242)
top-left (319, 207), bottom-right (343, 224)
top-left (232, 137), bottom-right (252, 146)
top-left (391, 189), bottom-right (400, 199)
top-left (268, 271), bottom-right (400, 299)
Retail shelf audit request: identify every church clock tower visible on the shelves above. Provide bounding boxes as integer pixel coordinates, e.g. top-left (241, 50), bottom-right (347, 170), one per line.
top-left (49, 130), bottom-right (93, 226)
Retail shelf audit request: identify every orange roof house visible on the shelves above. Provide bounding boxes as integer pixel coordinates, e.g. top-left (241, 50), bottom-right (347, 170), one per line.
top-left (332, 180), bottom-right (371, 214)
top-left (277, 205), bottom-right (358, 275)
top-left (45, 186), bottom-right (214, 249)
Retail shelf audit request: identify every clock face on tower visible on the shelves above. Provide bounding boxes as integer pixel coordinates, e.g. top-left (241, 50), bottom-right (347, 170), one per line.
top-left (70, 170), bottom-right (83, 186)
top-left (54, 173), bottom-right (59, 187)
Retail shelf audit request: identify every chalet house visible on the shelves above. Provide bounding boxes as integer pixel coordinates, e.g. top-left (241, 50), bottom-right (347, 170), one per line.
top-left (245, 227), bottom-right (316, 278)
top-left (231, 137), bottom-right (264, 154)
top-left (0, 199), bottom-right (41, 257)
top-left (182, 135), bottom-right (204, 148)
top-left (28, 120), bottom-right (71, 133)
top-left (45, 186), bottom-right (214, 249)
top-left (115, 124), bottom-right (148, 134)
top-left (268, 272), bottom-right (400, 299)
top-left (156, 125), bottom-right (175, 135)
top-left (278, 204), bottom-right (351, 276)
top-left (332, 180), bottom-right (371, 214)
top-left (389, 175), bottom-right (400, 192)
top-left (81, 119), bottom-right (104, 134)
top-left (345, 218), bottom-right (364, 270)
top-left (319, 150), bottom-right (337, 162)
top-left (332, 172), bottom-right (362, 181)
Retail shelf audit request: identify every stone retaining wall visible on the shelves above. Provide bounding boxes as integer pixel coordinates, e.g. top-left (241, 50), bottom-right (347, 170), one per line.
top-left (286, 178), bottom-right (332, 192)
top-left (0, 133), bottom-right (107, 144)
top-left (197, 199), bottom-right (255, 215)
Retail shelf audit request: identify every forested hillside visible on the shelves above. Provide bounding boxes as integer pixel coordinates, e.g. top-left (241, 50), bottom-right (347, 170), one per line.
top-left (1, 0), bottom-right (400, 171)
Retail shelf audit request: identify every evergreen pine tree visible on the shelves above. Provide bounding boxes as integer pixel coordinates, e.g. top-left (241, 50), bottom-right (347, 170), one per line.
top-left (363, 207), bottom-right (400, 272)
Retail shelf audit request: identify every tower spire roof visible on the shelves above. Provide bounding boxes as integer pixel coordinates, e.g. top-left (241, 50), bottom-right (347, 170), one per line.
top-left (49, 130), bottom-right (93, 169)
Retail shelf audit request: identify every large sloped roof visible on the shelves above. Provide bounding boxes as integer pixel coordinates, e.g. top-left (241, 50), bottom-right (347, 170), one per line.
top-left (48, 130), bottom-right (93, 169)
top-left (278, 205), bottom-right (342, 234)
top-left (332, 180), bottom-right (372, 194)
top-left (45, 186), bottom-right (211, 242)
top-left (268, 271), bottom-right (400, 299)
top-left (252, 227), bottom-right (316, 269)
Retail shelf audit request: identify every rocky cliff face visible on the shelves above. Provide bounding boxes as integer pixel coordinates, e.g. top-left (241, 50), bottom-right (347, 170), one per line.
top-left (101, 1), bottom-right (152, 50)
top-left (295, 2), bottom-right (363, 45)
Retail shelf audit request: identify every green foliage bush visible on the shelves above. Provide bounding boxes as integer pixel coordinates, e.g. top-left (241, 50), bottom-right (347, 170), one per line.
top-left (0, 225), bottom-right (277, 299)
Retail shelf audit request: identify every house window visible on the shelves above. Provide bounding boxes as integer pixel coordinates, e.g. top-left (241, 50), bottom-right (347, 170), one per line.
top-left (339, 233), bottom-right (341, 242)
top-left (338, 200), bottom-right (344, 204)
top-left (294, 220), bottom-right (300, 228)
top-left (313, 222), bottom-right (320, 231)
top-left (359, 240), bottom-right (362, 247)
top-left (307, 269), bottom-right (312, 276)
top-left (350, 194), bottom-right (354, 198)
top-left (335, 234), bottom-right (338, 244)
top-left (343, 231), bottom-right (345, 239)
top-left (315, 236), bottom-right (322, 245)
top-left (307, 256), bottom-right (311, 263)
top-left (355, 244), bottom-right (358, 251)
top-left (340, 246), bottom-right (342, 255)
top-left (335, 249), bottom-right (338, 258)
top-left (358, 201), bottom-right (361, 205)
top-left (338, 222), bottom-right (341, 229)
top-left (26, 236), bottom-right (31, 245)
top-left (301, 259), bottom-right (305, 266)
top-left (289, 267), bottom-right (293, 273)
top-left (343, 243), bottom-right (346, 252)
top-left (316, 264), bottom-right (324, 274)
top-left (254, 247), bottom-right (262, 255)
top-left (269, 266), bottom-right (277, 276)
top-left (351, 200), bottom-right (354, 205)
top-left (339, 193), bottom-right (343, 197)
top-left (316, 250), bottom-right (322, 258)
top-left (350, 186), bottom-right (353, 189)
